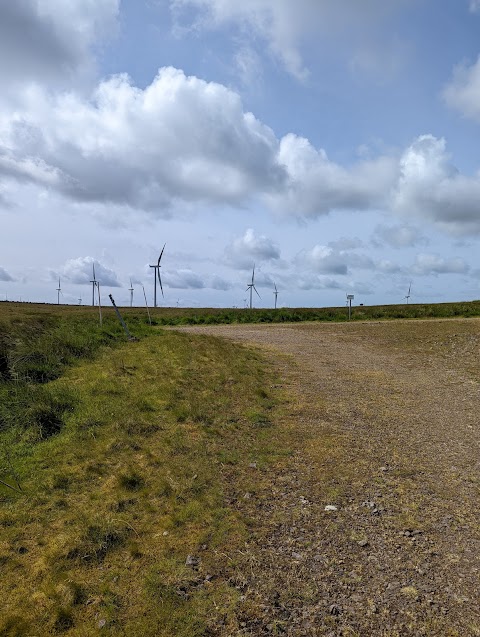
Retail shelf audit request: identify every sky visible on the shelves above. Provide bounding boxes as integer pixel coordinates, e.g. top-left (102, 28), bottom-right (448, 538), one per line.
top-left (1, 1), bottom-right (480, 308)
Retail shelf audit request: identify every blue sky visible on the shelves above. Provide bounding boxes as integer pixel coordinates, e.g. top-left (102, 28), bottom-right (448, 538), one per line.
top-left (1, 0), bottom-right (480, 307)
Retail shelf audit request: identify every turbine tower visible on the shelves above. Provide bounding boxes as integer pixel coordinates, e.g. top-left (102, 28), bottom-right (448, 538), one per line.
top-left (57, 278), bottom-right (62, 305)
top-left (273, 282), bottom-right (278, 309)
top-left (405, 281), bottom-right (412, 304)
top-left (149, 243), bottom-right (165, 308)
top-left (129, 279), bottom-right (134, 307)
top-left (90, 263), bottom-right (98, 307)
top-left (246, 264), bottom-right (260, 309)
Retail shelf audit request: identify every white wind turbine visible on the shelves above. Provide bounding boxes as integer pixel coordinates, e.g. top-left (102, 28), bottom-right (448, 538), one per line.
top-left (273, 282), bottom-right (278, 309)
top-left (150, 243), bottom-right (166, 308)
top-left (90, 263), bottom-right (98, 306)
top-left (405, 281), bottom-right (412, 304)
top-left (129, 279), bottom-right (134, 307)
top-left (246, 264), bottom-right (260, 309)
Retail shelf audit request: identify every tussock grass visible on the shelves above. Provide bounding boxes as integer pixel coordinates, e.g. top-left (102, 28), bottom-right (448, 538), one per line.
top-left (0, 307), bottom-right (287, 635)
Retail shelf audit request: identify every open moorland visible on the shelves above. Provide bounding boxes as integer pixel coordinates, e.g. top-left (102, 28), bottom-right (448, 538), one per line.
top-left (1, 302), bottom-right (479, 636)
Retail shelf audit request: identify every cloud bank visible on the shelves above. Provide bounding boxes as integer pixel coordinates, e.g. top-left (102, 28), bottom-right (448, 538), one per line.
top-left (225, 228), bottom-right (280, 269)
top-left (61, 256), bottom-right (121, 287)
top-left (1, 66), bottom-right (480, 235)
top-left (444, 56), bottom-right (480, 123)
top-left (0, 267), bottom-right (14, 282)
top-left (0, 0), bottom-right (119, 89)
top-left (171, 0), bottom-right (409, 81)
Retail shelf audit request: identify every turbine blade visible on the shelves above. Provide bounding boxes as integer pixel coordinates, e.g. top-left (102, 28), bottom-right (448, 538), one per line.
top-left (254, 285), bottom-right (261, 298)
top-left (158, 243), bottom-right (166, 266)
top-left (158, 270), bottom-right (164, 297)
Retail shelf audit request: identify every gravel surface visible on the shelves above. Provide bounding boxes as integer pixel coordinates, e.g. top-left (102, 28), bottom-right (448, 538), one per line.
top-left (177, 319), bottom-right (480, 637)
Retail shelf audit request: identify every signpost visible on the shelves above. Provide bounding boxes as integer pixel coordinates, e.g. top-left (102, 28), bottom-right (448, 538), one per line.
top-left (347, 294), bottom-right (354, 320)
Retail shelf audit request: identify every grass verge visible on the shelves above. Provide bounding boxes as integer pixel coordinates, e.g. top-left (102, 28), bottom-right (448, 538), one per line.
top-left (0, 328), bottom-right (289, 636)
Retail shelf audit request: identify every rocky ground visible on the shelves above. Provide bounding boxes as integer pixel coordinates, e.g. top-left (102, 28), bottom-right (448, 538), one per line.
top-left (178, 319), bottom-right (480, 637)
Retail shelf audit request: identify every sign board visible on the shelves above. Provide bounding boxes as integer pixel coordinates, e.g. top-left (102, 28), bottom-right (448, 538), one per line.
top-left (346, 294), bottom-right (354, 300)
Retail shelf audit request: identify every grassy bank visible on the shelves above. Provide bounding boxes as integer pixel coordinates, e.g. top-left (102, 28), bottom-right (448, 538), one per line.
top-left (0, 306), bottom-right (288, 635)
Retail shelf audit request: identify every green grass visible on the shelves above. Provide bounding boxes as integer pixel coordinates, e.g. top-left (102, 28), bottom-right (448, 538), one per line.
top-left (0, 304), bottom-right (288, 636)
top-left (3, 297), bottom-right (480, 333)
top-left (129, 299), bottom-right (480, 325)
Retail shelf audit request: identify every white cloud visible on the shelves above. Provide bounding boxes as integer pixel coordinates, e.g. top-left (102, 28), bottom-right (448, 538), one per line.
top-left (0, 0), bottom-right (119, 88)
top-left (296, 275), bottom-right (342, 291)
top-left (299, 243), bottom-right (378, 276)
top-left (300, 245), bottom-right (348, 275)
top-left (377, 259), bottom-right (403, 274)
top-left (443, 56), bottom-right (480, 122)
top-left (268, 133), bottom-right (397, 218)
top-left (347, 281), bottom-right (375, 295)
top-left (0, 267), bottom-right (14, 282)
top-left (162, 269), bottom-right (233, 290)
top-left (225, 228), bottom-right (280, 269)
top-left (2, 66), bottom-right (480, 236)
top-left (163, 269), bottom-right (205, 289)
top-left (469, 0), bottom-right (480, 12)
top-left (411, 253), bottom-right (469, 276)
top-left (171, 0), bottom-right (409, 81)
top-left (0, 68), bottom-right (284, 212)
top-left (373, 224), bottom-right (426, 248)
top-left (392, 135), bottom-right (480, 235)
top-left (234, 45), bottom-right (263, 88)
top-left (211, 275), bottom-right (232, 291)
top-left (61, 256), bottom-right (121, 287)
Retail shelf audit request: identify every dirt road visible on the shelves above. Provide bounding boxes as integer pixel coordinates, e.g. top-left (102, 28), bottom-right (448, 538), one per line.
top-left (178, 319), bottom-right (480, 636)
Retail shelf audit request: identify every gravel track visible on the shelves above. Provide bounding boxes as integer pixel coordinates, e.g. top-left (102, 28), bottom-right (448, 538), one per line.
top-left (177, 320), bottom-right (480, 636)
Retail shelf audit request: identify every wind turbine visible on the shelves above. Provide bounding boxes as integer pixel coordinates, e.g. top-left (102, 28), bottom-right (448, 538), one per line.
top-left (150, 243), bottom-right (165, 308)
top-left (246, 264), bottom-right (260, 309)
top-left (129, 279), bottom-right (134, 307)
top-left (273, 282), bottom-right (278, 309)
top-left (142, 284), bottom-right (152, 325)
top-left (405, 281), bottom-right (412, 304)
top-left (90, 263), bottom-right (98, 307)
top-left (56, 278), bottom-right (62, 305)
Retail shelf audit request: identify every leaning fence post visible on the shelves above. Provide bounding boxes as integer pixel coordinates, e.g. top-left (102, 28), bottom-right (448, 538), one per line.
top-left (108, 294), bottom-right (136, 341)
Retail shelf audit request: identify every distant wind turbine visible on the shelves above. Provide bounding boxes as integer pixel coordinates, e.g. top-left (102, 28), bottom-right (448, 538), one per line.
top-left (57, 278), bottom-right (62, 305)
top-left (246, 264), bottom-right (260, 309)
top-left (273, 282), bottom-right (278, 309)
top-left (405, 281), bottom-right (412, 304)
top-left (90, 263), bottom-right (98, 307)
top-left (150, 243), bottom-right (165, 308)
top-left (129, 279), bottom-right (134, 307)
